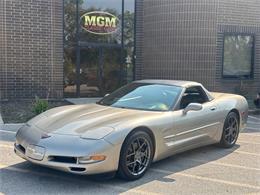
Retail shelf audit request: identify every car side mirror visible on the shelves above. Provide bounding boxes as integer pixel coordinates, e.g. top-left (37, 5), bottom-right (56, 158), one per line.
top-left (183, 103), bottom-right (202, 114)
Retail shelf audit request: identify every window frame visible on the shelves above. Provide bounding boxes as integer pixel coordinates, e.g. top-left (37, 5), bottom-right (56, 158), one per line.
top-left (176, 86), bottom-right (210, 110)
top-left (221, 33), bottom-right (255, 80)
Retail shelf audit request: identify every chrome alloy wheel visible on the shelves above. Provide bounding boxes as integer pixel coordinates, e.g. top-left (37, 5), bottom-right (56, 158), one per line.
top-left (224, 115), bottom-right (239, 145)
top-left (125, 137), bottom-right (151, 176)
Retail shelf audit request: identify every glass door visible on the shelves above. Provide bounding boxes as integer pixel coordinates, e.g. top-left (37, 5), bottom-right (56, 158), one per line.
top-left (64, 0), bottom-right (136, 98)
top-left (102, 47), bottom-right (122, 94)
top-left (79, 46), bottom-right (123, 97)
top-left (79, 47), bottom-right (100, 97)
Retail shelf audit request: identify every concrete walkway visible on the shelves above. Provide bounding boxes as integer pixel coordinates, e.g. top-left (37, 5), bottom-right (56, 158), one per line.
top-left (66, 97), bottom-right (101, 105)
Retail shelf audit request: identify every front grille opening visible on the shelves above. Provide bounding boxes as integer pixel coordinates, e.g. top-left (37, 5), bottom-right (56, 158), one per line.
top-left (16, 144), bottom-right (25, 154)
top-left (48, 156), bottom-right (77, 164)
top-left (70, 167), bottom-right (86, 172)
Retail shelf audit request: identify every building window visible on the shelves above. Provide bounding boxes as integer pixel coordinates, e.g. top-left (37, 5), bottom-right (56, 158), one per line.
top-left (222, 34), bottom-right (254, 79)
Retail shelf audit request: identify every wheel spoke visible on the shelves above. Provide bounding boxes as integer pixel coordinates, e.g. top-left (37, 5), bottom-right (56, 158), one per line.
top-left (138, 142), bottom-right (146, 151)
top-left (133, 161), bottom-right (138, 173)
top-left (127, 152), bottom-right (135, 158)
top-left (228, 118), bottom-right (233, 126)
top-left (131, 143), bottom-right (136, 153)
top-left (225, 126), bottom-right (231, 132)
top-left (225, 127), bottom-right (231, 138)
top-left (229, 134), bottom-right (233, 143)
top-left (231, 121), bottom-right (236, 128)
top-left (138, 139), bottom-right (141, 149)
top-left (127, 161), bottom-right (136, 166)
top-left (126, 136), bottom-right (151, 176)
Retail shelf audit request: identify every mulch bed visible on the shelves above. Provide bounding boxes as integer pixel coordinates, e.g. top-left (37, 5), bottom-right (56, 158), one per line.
top-left (0, 100), bottom-right (72, 123)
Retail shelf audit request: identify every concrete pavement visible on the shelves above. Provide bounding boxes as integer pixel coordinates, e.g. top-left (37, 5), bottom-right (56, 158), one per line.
top-left (0, 116), bottom-right (259, 195)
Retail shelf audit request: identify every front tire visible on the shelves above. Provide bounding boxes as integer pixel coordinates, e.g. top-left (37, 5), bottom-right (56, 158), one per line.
top-left (219, 112), bottom-right (239, 148)
top-left (117, 131), bottom-right (154, 180)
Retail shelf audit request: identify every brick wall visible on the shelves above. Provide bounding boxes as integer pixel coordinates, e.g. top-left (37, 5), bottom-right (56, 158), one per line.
top-left (0, 0), bottom-right (7, 100)
top-left (0, 0), bottom-right (63, 100)
top-left (139, 0), bottom-right (218, 90)
top-left (135, 0), bottom-right (144, 80)
top-left (215, 0), bottom-right (260, 97)
top-left (136, 0), bottom-right (260, 98)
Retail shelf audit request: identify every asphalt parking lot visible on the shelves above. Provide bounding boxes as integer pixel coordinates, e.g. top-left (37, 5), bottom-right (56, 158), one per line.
top-left (0, 115), bottom-right (259, 195)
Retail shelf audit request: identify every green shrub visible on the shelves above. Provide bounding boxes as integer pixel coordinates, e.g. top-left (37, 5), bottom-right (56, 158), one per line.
top-left (32, 97), bottom-right (49, 115)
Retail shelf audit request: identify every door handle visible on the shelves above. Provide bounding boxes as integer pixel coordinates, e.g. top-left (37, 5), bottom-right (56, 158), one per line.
top-left (210, 107), bottom-right (217, 111)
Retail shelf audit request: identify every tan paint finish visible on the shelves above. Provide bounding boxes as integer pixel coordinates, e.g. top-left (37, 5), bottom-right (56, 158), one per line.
top-left (15, 80), bottom-right (248, 175)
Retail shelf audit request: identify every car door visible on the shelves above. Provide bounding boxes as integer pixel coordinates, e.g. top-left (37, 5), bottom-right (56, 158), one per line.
top-left (164, 86), bottom-right (221, 151)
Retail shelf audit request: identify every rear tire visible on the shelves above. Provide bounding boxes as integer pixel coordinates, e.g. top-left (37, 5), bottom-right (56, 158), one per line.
top-left (117, 131), bottom-right (154, 180)
top-left (219, 112), bottom-right (239, 148)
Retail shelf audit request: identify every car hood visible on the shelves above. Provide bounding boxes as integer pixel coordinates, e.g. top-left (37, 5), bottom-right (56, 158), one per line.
top-left (27, 103), bottom-right (148, 137)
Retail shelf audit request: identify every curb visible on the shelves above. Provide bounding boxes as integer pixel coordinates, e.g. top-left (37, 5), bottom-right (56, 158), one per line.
top-left (0, 123), bottom-right (24, 131)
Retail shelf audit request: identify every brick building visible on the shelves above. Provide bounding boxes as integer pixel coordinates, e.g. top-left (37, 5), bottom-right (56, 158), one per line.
top-left (136, 0), bottom-right (260, 98)
top-left (0, 0), bottom-right (63, 100)
top-left (0, 0), bottom-right (259, 100)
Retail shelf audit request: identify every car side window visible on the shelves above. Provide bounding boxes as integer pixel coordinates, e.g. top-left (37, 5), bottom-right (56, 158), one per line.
top-left (179, 86), bottom-right (209, 109)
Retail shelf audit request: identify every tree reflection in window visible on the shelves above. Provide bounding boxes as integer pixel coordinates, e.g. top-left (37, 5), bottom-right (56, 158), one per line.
top-left (223, 35), bottom-right (254, 78)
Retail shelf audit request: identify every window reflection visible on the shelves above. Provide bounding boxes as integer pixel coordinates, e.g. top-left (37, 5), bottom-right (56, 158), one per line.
top-left (64, 0), bottom-right (77, 46)
top-left (64, 47), bottom-right (77, 97)
top-left (223, 35), bottom-right (254, 78)
top-left (79, 0), bottom-right (122, 44)
top-left (64, 0), bottom-right (135, 97)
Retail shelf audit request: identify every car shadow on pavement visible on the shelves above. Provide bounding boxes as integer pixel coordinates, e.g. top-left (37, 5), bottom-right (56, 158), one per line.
top-left (0, 144), bottom-right (240, 194)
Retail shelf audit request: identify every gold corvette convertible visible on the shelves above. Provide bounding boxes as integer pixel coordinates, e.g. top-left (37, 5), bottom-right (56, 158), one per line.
top-left (14, 80), bottom-right (248, 180)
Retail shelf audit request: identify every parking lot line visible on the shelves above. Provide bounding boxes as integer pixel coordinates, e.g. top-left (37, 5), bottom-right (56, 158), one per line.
top-left (240, 133), bottom-right (260, 137)
top-left (0, 163), bottom-right (160, 195)
top-left (234, 150), bottom-right (260, 157)
top-left (245, 127), bottom-right (260, 131)
top-left (238, 140), bottom-right (260, 145)
top-left (2, 162), bottom-right (259, 193)
top-left (247, 121), bottom-right (260, 124)
top-left (248, 116), bottom-right (260, 121)
top-left (121, 189), bottom-right (161, 195)
top-left (151, 168), bottom-right (260, 190)
top-left (181, 157), bottom-right (260, 171)
top-left (0, 163), bottom-right (130, 193)
top-left (0, 144), bottom-right (13, 149)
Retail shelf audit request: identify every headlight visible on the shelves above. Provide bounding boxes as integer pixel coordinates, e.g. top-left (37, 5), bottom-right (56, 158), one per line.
top-left (78, 155), bottom-right (106, 164)
top-left (26, 145), bottom-right (45, 161)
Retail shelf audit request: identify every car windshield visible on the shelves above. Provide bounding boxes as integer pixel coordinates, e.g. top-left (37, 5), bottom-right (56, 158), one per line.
top-left (97, 83), bottom-right (183, 111)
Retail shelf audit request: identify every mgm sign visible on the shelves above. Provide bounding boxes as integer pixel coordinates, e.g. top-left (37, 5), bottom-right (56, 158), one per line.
top-left (81, 11), bottom-right (119, 35)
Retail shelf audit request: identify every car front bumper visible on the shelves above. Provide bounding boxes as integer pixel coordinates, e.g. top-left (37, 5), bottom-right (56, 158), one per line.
top-left (14, 126), bottom-right (121, 175)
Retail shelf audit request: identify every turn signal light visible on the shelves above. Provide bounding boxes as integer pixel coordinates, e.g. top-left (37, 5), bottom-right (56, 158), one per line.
top-left (78, 155), bottom-right (106, 164)
top-left (90, 155), bottom-right (106, 161)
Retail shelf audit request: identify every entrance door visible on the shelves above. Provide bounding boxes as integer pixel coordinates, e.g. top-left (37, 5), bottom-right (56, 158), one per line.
top-left (79, 47), bottom-right (122, 97)
top-left (102, 47), bottom-right (122, 94)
